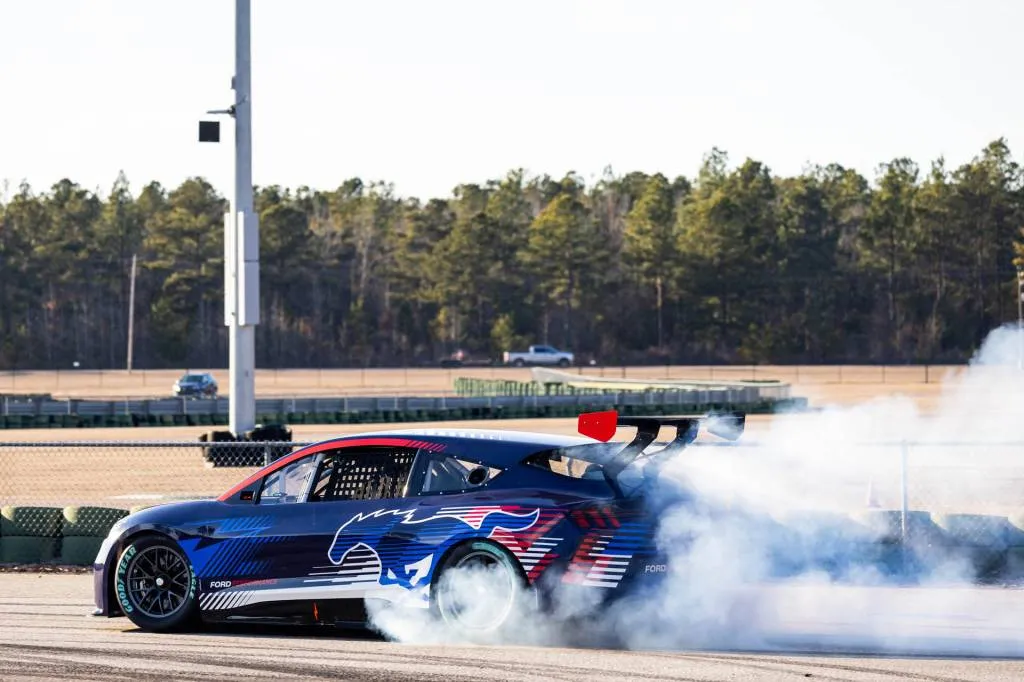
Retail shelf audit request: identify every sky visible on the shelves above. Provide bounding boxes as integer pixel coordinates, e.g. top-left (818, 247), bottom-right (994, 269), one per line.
top-left (0, 0), bottom-right (1020, 202)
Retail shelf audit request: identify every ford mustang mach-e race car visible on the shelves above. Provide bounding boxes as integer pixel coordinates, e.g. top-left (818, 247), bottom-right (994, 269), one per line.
top-left (93, 410), bottom-right (745, 634)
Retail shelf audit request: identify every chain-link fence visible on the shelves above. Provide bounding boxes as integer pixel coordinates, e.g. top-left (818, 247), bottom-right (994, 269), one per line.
top-left (0, 441), bottom-right (310, 508)
top-left (0, 437), bottom-right (1019, 513)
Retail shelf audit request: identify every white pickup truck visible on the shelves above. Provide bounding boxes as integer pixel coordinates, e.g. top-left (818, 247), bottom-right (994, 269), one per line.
top-left (503, 345), bottom-right (574, 367)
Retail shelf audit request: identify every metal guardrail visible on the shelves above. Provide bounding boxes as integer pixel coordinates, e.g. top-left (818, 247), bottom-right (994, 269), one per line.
top-left (0, 388), bottom-right (790, 418)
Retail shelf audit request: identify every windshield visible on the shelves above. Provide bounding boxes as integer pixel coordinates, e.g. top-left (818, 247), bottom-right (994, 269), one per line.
top-left (181, 374), bottom-right (205, 382)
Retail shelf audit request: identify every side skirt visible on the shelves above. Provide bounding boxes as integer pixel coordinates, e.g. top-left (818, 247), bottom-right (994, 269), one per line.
top-left (200, 598), bottom-right (368, 628)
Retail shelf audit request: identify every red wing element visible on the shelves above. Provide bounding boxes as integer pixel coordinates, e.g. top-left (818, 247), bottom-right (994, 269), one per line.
top-left (577, 410), bottom-right (618, 442)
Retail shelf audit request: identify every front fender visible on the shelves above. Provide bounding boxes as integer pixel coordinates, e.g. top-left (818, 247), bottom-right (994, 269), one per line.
top-left (92, 520), bottom-right (192, 617)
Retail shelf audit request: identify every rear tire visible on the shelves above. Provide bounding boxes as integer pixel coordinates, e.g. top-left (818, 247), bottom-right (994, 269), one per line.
top-left (513, 358), bottom-right (526, 368)
top-left (114, 535), bottom-right (198, 632)
top-left (430, 541), bottom-right (531, 635)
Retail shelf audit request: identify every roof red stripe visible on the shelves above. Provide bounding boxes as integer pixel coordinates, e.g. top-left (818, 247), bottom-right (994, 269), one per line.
top-left (217, 437), bottom-right (420, 501)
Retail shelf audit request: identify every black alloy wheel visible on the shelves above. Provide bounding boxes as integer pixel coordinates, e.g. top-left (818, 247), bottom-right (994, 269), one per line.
top-left (114, 535), bottom-right (198, 632)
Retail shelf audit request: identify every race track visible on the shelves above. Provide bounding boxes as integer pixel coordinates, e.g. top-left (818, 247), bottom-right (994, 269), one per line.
top-left (3, 574), bottom-right (1024, 681)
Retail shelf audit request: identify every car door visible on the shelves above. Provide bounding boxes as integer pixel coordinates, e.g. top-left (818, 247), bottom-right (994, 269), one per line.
top-left (315, 448), bottom-right (528, 604)
top-left (187, 452), bottom-right (323, 614)
top-left (535, 345), bottom-right (556, 364)
top-left (302, 444), bottom-right (425, 603)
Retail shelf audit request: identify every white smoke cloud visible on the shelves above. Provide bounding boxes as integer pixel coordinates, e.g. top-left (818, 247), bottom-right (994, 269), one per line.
top-left (367, 325), bottom-right (1024, 655)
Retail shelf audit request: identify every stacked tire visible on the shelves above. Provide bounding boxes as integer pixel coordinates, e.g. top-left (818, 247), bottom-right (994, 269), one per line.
top-left (1005, 513), bottom-right (1024, 580)
top-left (200, 424), bottom-right (294, 468)
top-left (200, 429), bottom-right (242, 468)
top-left (0, 506), bottom-right (63, 563)
top-left (247, 424), bottom-right (293, 464)
top-left (60, 506), bottom-right (129, 566)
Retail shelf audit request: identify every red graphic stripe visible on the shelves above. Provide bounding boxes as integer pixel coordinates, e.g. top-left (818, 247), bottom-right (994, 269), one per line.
top-left (603, 506), bottom-right (621, 528)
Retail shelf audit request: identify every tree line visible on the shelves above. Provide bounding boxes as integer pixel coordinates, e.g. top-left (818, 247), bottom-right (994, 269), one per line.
top-left (2, 139), bottom-right (1024, 370)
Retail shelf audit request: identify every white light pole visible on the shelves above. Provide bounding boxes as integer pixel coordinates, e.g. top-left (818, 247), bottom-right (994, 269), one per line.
top-left (229, 0), bottom-right (259, 434)
top-left (204, 0), bottom-right (260, 434)
top-left (126, 253), bottom-right (137, 373)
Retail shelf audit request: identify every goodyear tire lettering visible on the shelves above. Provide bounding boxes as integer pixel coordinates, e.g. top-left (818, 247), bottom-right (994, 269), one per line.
top-left (115, 544), bottom-right (137, 613)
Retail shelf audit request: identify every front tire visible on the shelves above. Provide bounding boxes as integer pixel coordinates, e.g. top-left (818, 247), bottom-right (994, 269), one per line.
top-left (431, 541), bottom-right (531, 635)
top-left (114, 535), bottom-right (198, 632)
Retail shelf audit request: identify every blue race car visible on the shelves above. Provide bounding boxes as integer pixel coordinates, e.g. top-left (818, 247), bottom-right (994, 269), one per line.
top-left (93, 410), bottom-right (745, 634)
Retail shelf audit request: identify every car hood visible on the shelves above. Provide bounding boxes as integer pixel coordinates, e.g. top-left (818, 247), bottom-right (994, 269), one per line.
top-left (109, 498), bottom-right (224, 536)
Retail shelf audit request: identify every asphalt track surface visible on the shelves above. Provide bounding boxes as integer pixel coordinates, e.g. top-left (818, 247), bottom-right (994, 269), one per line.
top-left (4, 575), bottom-right (1024, 681)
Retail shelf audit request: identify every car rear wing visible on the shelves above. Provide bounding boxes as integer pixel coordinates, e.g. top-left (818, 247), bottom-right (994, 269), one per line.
top-left (577, 410), bottom-right (745, 480)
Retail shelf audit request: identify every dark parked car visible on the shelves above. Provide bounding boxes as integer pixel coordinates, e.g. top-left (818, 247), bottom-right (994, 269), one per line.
top-left (91, 410), bottom-right (746, 635)
top-left (173, 372), bottom-right (218, 398)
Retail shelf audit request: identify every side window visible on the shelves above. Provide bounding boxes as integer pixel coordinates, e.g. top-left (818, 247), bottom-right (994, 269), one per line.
top-left (421, 455), bottom-right (502, 494)
top-left (309, 447), bottom-right (418, 502)
top-left (259, 455), bottom-right (316, 505)
top-left (535, 453), bottom-right (603, 479)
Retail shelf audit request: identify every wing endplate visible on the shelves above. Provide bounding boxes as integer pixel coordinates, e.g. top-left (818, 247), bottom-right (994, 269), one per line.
top-left (577, 410), bottom-right (746, 481)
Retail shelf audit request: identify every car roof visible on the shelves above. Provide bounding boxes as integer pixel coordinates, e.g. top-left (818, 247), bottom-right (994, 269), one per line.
top-left (220, 427), bottom-right (602, 502)
top-left (316, 428), bottom-right (596, 467)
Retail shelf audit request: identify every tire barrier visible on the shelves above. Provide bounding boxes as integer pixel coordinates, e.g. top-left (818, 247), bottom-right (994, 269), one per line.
top-left (59, 506), bottom-right (130, 566)
top-left (767, 509), bottom-right (896, 577)
top-left (0, 506), bottom-right (63, 563)
top-left (930, 512), bottom-right (1018, 579)
top-left (1003, 512), bottom-right (1024, 578)
top-left (199, 424), bottom-right (294, 468)
top-left (0, 505), bottom-right (127, 566)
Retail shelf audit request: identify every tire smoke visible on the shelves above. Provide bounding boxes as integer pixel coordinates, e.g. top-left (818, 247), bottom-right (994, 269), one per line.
top-left (368, 326), bottom-right (1024, 655)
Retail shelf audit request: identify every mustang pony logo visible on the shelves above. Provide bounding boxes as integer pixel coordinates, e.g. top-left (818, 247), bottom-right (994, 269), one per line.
top-left (325, 505), bottom-right (540, 590)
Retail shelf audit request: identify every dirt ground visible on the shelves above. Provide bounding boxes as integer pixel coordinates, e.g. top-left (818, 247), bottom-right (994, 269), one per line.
top-left (7, 574), bottom-right (1024, 681)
